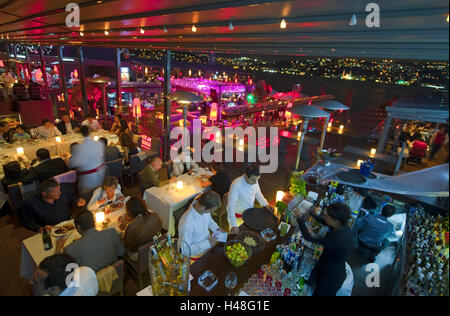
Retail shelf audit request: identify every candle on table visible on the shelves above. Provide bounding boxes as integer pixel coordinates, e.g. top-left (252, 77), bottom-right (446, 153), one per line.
top-left (16, 147), bottom-right (24, 156)
top-left (55, 136), bottom-right (62, 143)
top-left (93, 136), bottom-right (99, 141)
top-left (95, 211), bottom-right (105, 223)
top-left (357, 160), bottom-right (364, 168)
top-left (370, 148), bottom-right (376, 158)
top-left (176, 181), bottom-right (183, 190)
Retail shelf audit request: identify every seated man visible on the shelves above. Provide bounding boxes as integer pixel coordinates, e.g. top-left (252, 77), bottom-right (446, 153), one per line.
top-left (61, 210), bottom-right (125, 272)
top-left (99, 137), bottom-right (123, 162)
top-left (178, 191), bottom-right (227, 258)
top-left (22, 148), bottom-right (68, 184)
top-left (198, 162), bottom-right (231, 199)
top-left (121, 197), bottom-right (162, 261)
top-left (0, 120), bottom-right (13, 143)
top-left (81, 114), bottom-right (101, 131)
top-left (34, 119), bottom-right (62, 138)
top-left (227, 165), bottom-right (273, 234)
top-left (87, 176), bottom-right (124, 211)
top-left (20, 179), bottom-right (86, 233)
top-left (56, 111), bottom-right (80, 135)
top-left (141, 157), bottom-right (175, 190)
top-left (31, 253), bottom-right (98, 296)
top-left (171, 147), bottom-right (199, 177)
top-left (357, 204), bottom-right (396, 262)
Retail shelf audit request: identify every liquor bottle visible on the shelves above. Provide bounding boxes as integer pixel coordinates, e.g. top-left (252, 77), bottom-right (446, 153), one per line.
top-left (42, 227), bottom-right (53, 250)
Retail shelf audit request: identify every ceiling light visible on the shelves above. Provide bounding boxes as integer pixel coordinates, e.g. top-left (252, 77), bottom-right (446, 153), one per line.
top-left (349, 14), bottom-right (357, 26)
top-left (192, 25), bottom-right (197, 32)
top-left (229, 22), bottom-right (234, 30)
top-left (80, 32), bottom-right (84, 36)
top-left (280, 18), bottom-right (287, 29)
top-left (105, 30), bottom-right (109, 35)
top-left (140, 28), bottom-right (145, 34)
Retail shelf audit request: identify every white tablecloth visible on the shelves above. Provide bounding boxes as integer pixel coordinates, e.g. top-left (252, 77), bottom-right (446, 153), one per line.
top-left (19, 198), bottom-right (128, 280)
top-left (143, 168), bottom-right (212, 235)
top-left (0, 129), bottom-right (119, 164)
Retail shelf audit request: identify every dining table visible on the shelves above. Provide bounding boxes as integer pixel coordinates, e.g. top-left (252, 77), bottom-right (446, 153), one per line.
top-left (143, 167), bottom-right (213, 236)
top-left (19, 197), bottom-right (129, 280)
top-left (0, 129), bottom-right (119, 169)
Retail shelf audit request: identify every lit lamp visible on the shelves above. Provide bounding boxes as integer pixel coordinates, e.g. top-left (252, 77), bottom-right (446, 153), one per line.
top-left (370, 148), bottom-right (376, 158)
top-left (179, 119), bottom-right (184, 127)
top-left (176, 181), bottom-right (184, 190)
top-left (297, 131), bottom-right (302, 140)
top-left (328, 122), bottom-right (332, 128)
top-left (95, 211), bottom-right (105, 224)
top-left (200, 115), bottom-right (207, 125)
top-left (285, 111), bottom-right (291, 119)
top-left (357, 160), bottom-right (364, 168)
top-left (239, 139), bottom-right (244, 146)
top-left (215, 131), bottom-right (221, 143)
top-left (16, 147), bottom-right (24, 156)
top-left (276, 190), bottom-right (285, 202)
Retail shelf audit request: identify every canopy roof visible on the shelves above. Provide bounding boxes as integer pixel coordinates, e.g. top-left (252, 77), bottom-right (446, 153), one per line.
top-left (387, 94), bottom-right (449, 123)
top-left (0, 0), bottom-right (448, 60)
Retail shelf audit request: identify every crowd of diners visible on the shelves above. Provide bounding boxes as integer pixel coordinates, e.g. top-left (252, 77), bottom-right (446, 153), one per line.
top-left (0, 110), bottom-right (407, 297)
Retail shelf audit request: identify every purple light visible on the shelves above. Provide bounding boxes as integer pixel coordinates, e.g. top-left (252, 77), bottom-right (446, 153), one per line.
top-left (158, 77), bottom-right (246, 95)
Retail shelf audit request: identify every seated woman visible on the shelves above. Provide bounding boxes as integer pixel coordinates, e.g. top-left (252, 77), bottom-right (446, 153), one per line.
top-left (110, 114), bottom-right (129, 135)
top-left (12, 125), bottom-right (31, 142)
top-left (121, 197), bottom-right (162, 261)
top-left (87, 176), bottom-right (124, 211)
top-left (198, 162), bottom-right (231, 199)
top-left (119, 133), bottom-right (140, 165)
top-left (172, 147), bottom-right (199, 177)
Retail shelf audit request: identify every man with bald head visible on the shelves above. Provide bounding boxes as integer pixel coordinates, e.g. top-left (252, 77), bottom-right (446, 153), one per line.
top-left (141, 157), bottom-right (176, 190)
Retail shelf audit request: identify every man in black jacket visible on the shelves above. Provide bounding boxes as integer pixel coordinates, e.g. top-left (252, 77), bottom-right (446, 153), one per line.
top-left (99, 137), bottom-right (123, 162)
top-left (22, 148), bottom-right (68, 184)
top-left (56, 112), bottom-right (80, 135)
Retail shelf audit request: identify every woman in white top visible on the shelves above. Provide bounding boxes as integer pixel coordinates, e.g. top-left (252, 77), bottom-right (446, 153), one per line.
top-left (87, 176), bottom-right (124, 211)
top-left (171, 147), bottom-right (199, 177)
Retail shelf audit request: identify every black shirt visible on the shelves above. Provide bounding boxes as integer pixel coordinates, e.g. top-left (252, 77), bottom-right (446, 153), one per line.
top-left (20, 186), bottom-right (76, 232)
top-left (209, 171), bottom-right (232, 199)
top-left (297, 214), bottom-right (353, 296)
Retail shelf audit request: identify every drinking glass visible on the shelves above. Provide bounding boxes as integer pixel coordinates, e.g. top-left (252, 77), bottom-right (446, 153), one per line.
top-left (225, 271), bottom-right (238, 293)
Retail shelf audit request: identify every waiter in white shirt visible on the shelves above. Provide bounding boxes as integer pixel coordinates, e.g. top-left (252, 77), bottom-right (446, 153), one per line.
top-left (81, 114), bottom-right (102, 131)
top-left (227, 165), bottom-right (273, 234)
top-left (34, 119), bottom-right (62, 138)
top-left (69, 126), bottom-right (106, 197)
top-left (178, 191), bottom-right (227, 259)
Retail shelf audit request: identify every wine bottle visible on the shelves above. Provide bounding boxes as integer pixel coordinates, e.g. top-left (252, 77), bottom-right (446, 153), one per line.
top-left (42, 227), bottom-right (53, 250)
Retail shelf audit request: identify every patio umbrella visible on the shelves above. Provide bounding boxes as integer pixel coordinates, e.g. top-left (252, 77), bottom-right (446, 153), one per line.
top-left (168, 90), bottom-right (203, 128)
top-left (314, 100), bottom-right (350, 150)
top-left (289, 105), bottom-right (329, 170)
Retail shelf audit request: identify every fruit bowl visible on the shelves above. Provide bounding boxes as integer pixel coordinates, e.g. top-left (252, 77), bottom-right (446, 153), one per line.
top-left (224, 240), bottom-right (252, 267)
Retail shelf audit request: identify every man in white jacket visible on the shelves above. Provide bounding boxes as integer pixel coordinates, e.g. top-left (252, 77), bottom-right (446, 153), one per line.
top-left (178, 191), bottom-right (227, 258)
top-left (227, 165), bottom-right (273, 234)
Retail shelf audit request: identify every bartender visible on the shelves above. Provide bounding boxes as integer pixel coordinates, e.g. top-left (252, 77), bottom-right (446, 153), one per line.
top-left (294, 202), bottom-right (354, 296)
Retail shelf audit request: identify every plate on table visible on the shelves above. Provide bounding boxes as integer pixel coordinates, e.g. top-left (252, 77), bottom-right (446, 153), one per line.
top-left (235, 231), bottom-right (265, 254)
top-left (105, 201), bottom-right (125, 214)
top-left (242, 207), bottom-right (278, 231)
top-left (51, 220), bottom-right (76, 238)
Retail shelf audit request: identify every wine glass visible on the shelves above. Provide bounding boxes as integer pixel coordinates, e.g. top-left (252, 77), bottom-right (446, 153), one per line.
top-left (224, 271), bottom-right (238, 295)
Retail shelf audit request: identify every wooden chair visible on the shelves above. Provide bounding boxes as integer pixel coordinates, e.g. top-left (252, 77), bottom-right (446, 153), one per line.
top-left (96, 260), bottom-right (125, 296)
top-left (211, 192), bottom-right (230, 233)
top-left (129, 152), bottom-right (147, 186)
top-left (124, 241), bottom-right (154, 290)
top-left (104, 158), bottom-right (124, 187)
